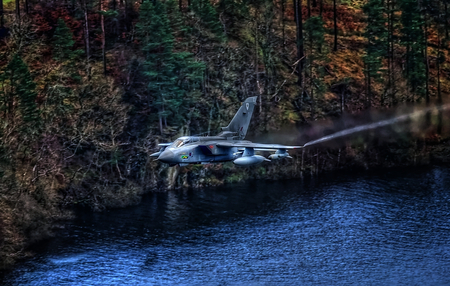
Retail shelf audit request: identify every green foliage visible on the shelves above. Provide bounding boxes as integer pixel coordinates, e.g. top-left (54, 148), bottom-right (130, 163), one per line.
top-left (52, 18), bottom-right (78, 62)
top-left (137, 0), bottom-right (173, 56)
top-left (399, 0), bottom-right (426, 97)
top-left (165, 0), bottom-right (189, 50)
top-left (363, 0), bottom-right (387, 80)
top-left (191, 0), bottom-right (225, 41)
top-left (217, 0), bottom-right (249, 36)
top-left (137, 0), bottom-right (205, 132)
top-left (98, 10), bottom-right (119, 18)
top-left (304, 17), bottom-right (327, 59)
top-left (304, 17), bottom-right (327, 115)
top-left (224, 171), bottom-right (246, 184)
top-left (0, 54), bottom-right (40, 127)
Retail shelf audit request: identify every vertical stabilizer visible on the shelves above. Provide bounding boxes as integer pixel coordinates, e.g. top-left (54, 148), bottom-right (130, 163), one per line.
top-left (220, 97), bottom-right (257, 139)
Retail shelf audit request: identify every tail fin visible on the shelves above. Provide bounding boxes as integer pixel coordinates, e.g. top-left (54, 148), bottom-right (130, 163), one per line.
top-left (219, 96), bottom-right (257, 139)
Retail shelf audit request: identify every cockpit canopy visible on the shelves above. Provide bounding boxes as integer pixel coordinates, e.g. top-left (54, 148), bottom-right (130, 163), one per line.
top-left (169, 136), bottom-right (197, 148)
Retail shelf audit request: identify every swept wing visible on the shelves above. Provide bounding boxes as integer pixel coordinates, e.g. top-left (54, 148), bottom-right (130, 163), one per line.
top-left (215, 141), bottom-right (303, 151)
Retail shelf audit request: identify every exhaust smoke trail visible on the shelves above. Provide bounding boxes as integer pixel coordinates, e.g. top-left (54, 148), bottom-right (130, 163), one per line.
top-left (303, 104), bottom-right (450, 148)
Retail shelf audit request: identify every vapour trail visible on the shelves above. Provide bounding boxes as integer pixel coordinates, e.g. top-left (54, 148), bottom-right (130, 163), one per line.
top-left (303, 104), bottom-right (450, 148)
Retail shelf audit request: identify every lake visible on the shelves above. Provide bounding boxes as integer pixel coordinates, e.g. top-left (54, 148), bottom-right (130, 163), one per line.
top-left (2, 166), bottom-right (450, 285)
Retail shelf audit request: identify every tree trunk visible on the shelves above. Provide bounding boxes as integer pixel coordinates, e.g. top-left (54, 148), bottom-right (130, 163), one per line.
top-left (83, 0), bottom-right (91, 80)
top-left (437, 38), bottom-right (441, 105)
top-left (319, 0), bottom-right (323, 17)
top-left (281, 0), bottom-right (285, 47)
top-left (437, 30), bottom-right (442, 134)
top-left (124, 0), bottom-right (129, 31)
top-left (389, 0), bottom-right (395, 104)
top-left (424, 10), bottom-right (429, 104)
top-left (445, 1), bottom-right (449, 40)
top-left (179, 0), bottom-right (182, 11)
top-left (387, 0), bottom-right (391, 99)
top-left (310, 28), bottom-right (315, 119)
top-left (159, 113), bottom-right (163, 135)
top-left (294, 0), bottom-right (304, 87)
top-left (15, 0), bottom-right (20, 20)
top-left (255, 21), bottom-right (259, 101)
top-left (307, 0), bottom-right (311, 18)
top-left (24, 0), bottom-right (28, 14)
top-left (255, 21), bottom-right (262, 114)
top-left (367, 63), bottom-right (371, 108)
top-left (101, 1), bottom-right (107, 75)
top-left (333, 0), bottom-right (337, 51)
top-left (112, 0), bottom-right (116, 10)
top-left (0, 0), bottom-right (4, 28)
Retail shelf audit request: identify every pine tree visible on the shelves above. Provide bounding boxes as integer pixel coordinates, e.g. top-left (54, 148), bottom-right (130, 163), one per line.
top-left (165, 0), bottom-right (190, 50)
top-left (217, 0), bottom-right (248, 36)
top-left (191, 0), bottom-right (225, 41)
top-left (399, 0), bottom-right (426, 99)
top-left (1, 54), bottom-right (40, 126)
top-left (52, 18), bottom-right (77, 61)
top-left (304, 16), bottom-right (327, 118)
top-left (0, 0), bottom-right (4, 28)
top-left (386, 0), bottom-right (397, 104)
top-left (363, 0), bottom-right (387, 107)
top-left (294, 0), bottom-right (304, 91)
top-left (333, 0), bottom-right (338, 51)
top-left (137, 0), bottom-right (204, 134)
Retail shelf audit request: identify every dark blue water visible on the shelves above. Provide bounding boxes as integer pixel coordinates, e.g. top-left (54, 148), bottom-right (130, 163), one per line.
top-left (2, 166), bottom-right (450, 285)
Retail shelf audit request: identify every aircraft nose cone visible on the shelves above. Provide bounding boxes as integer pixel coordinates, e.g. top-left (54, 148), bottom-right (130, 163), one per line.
top-left (158, 150), bottom-right (175, 163)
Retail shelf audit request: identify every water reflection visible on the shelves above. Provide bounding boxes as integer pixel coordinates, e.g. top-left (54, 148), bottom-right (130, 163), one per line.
top-left (2, 167), bottom-right (450, 285)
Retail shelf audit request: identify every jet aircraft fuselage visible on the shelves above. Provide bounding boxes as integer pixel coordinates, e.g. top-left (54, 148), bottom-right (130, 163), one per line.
top-left (151, 97), bottom-right (302, 167)
top-left (156, 136), bottom-right (246, 166)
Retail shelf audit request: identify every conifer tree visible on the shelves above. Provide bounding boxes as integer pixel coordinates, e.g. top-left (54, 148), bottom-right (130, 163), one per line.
top-left (52, 18), bottom-right (76, 61)
top-left (386, 0), bottom-right (397, 103)
top-left (294, 0), bottom-right (304, 90)
top-left (137, 0), bottom-right (204, 133)
top-left (1, 54), bottom-right (40, 126)
top-left (0, 0), bottom-right (4, 28)
top-left (165, 0), bottom-right (189, 50)
top-left (217, 0), bottom-right (248, 36)
top-left (304, 16), bottom-right (326, 118)
top-left (333, 0), bottom-right (338, 51)
top-left (363, 0), bottom-right (387, 107)
top-left (191, 0), bottom-right (225, 41)
top-left (399, 0), bottom-right (426, 98)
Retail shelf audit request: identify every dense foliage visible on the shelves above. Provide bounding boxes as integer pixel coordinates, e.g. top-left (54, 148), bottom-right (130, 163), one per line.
top-left (0, 0), bottom-right (449, 269)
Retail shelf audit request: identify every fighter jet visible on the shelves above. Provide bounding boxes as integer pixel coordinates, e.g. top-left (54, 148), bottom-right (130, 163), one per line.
top-left (151, 96), bottom-right (302, 167)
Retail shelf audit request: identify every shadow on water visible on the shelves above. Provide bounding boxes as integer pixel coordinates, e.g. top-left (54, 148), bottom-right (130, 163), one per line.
top-left (2, 166), bottom-right (450, 285)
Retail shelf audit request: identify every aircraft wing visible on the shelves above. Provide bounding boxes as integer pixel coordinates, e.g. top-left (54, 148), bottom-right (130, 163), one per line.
top-left (216, 141), bottom-right (303, 150)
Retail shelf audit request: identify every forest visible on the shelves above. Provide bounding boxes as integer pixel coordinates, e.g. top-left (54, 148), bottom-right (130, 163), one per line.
top-left (0, 0), bottom-right (449, 269)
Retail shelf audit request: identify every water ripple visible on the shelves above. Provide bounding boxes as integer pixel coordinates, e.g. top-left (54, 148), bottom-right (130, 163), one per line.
top-left (2, 166), bottom-right (450, 285)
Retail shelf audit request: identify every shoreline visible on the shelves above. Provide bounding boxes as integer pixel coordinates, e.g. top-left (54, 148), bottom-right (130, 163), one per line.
top-left (1, 137), bottom-right (449, 271)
